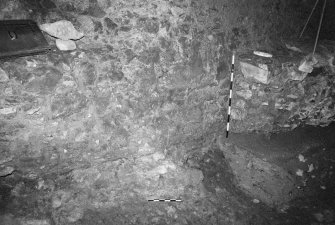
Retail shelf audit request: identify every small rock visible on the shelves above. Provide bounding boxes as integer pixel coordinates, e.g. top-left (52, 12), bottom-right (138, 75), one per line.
top-left (323, 209), bottom-right (334, 223)
top-left (298, 56), bottom-right (317, 73)
top-left (93, 20), bottom-right (103, 33)
top-left (328, 56), bottom-right (335, 73)
top-left (166, 206), bottom-right (177, 217)
top-left (258, 64), bottom-right (268, 70)
top-left (231, 99), bottom-right (247, 120)
top-left (26, 107), bottom-right (40, 115)
top-left (55, 39), bottom-right (77, 51)
top-left (285, 44), bottom-right (302, 53)
top-left (287, 94), bottom-right (298, 99)
top-left (4, 87), bottom-right (13, 95)
top-left (27, 173), bottom-right (38, 179)
top-left (152, 152), bottom-right (165, 161)
top-left (236, 99), bottom-right (246, 108)
top-left (19, 219), bottom-right (50, 225)
top-left (37, 179), bottom-right (45, 190)
top-left (258, 90), bottom-right (265, 97)
top-left (52, 190), bottom-right (71, 209)
top-left (288, 68), bottom-right (308, 81)
top-left (207, 35), bottom-right (214, 41)
top-left (314, 213), bottom-right (324, 222)
top-left (67, 207), bottom-right (84, 223)
top-left (0, 107), bottom-right (16, 115)
top-left (26, 60), bottom-right (38, 68)
top-left (62, 80), bottom-right (76, 87)
top-left (40, 20), bottom-right (84, 40)
top-left (231, 108), bottom-right (247, 120)
top-left (0, 166), bottom-right (14, 177)
top-left (298, 154), bottom-right (306, 162)
top-left (61, 63), bottom-right (71, 71)
top-left (77, 15), bottom-right (95, 35)
top-left (104, 17), bottom-right (118, 30)
top-left (236, 90), bottom-right (252, 100)
top-left (253, 51), bottom-right (272, 58)
top-left (285, 43), bottom-right (303, 53)
top-left (296, 169), bottom-right (303, 176)
top-left (307, 164), bottom-right (314, 173)
top-left (252, 199), bottom-right (260, 204)
top-left (0, 67), bottom-right (9, 82)
top-left (0, 156), bottom-right (13, 165)
top-left (52, 197), bottom-right (62, 209)
top-left (137, 17), bottom-right (159, 34)
top-left (279, 204), bottom-right (290, 213)
top-left (240, 61), bottom-right (270, 84)
top-left (238, 81), bottom-right (250, 89)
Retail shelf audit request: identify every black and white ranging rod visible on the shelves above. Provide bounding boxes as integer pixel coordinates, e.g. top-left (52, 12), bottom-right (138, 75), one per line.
top-left (226, 52), bottom-right (235, 138)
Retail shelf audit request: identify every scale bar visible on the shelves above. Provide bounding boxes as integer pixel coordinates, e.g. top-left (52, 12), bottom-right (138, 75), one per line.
top-left (148, 199), bottom-right (182, 202)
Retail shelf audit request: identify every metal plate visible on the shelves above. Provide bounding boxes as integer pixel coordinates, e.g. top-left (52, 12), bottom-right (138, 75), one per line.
top-left (0, 20), bottom-right (51, 59)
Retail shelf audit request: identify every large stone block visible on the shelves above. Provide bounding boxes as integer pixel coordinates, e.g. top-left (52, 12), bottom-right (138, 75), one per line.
top-left (55, 39), bottom-right (77, 51)
top-left (40, 20), bottom-right (84, 40)
top-left (240, 62), bottom-right (270, 84)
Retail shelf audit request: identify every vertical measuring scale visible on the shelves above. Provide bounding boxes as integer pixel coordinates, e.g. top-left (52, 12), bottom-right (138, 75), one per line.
top-left (226, 52), bottom-right (235, 138)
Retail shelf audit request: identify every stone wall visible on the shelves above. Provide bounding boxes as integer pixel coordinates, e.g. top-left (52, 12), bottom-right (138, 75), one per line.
top-left (231, 46), bottom-right (335, 133)
top-left (1, 0), bottom-right (333, 171)
top-left (0, 0), bottom-right (310, 164)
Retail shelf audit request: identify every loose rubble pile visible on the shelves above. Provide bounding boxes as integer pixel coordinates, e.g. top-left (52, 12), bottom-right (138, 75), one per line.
top-left (232, 42), bottom-right (335, 132)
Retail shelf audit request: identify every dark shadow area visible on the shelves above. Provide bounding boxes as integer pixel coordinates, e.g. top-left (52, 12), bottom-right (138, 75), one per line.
top-left (300, 0), bottom-right (335, 41)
